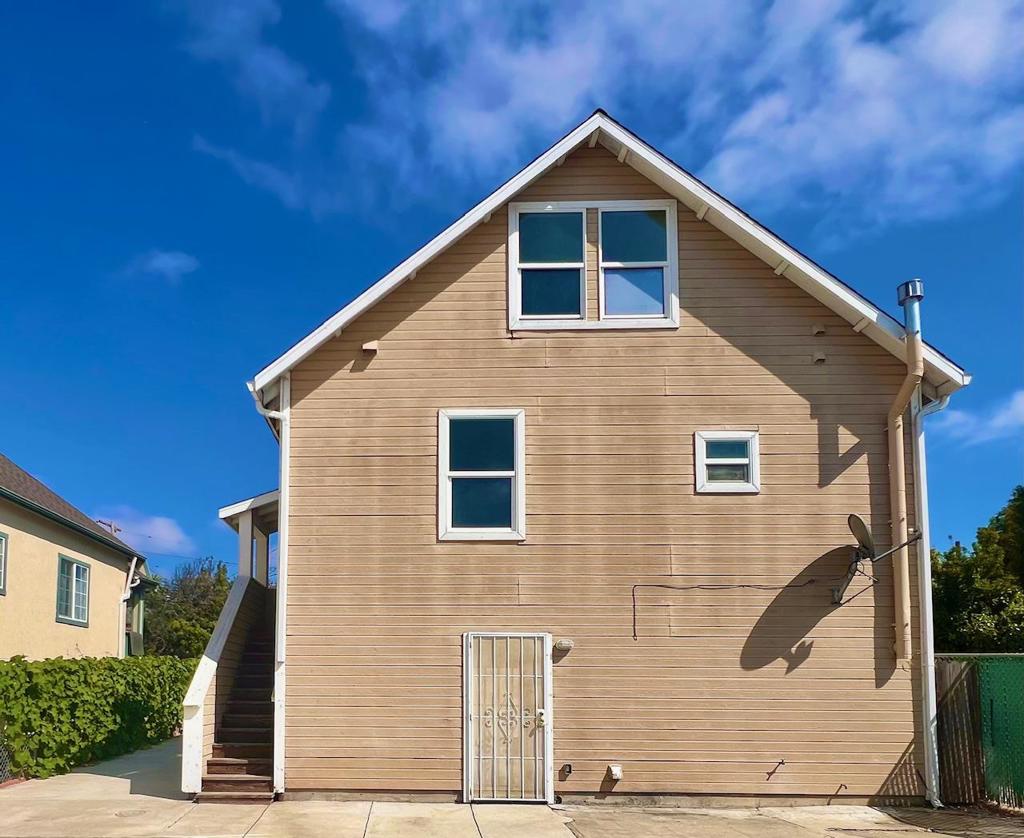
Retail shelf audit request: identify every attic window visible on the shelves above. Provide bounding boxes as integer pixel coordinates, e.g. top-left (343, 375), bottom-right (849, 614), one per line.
top-left (516, 210), bottom-right (585, 318)
top-left (509, 200), bottom-right (678, 330)
top-left (600, 208), bottom-right (671, 317)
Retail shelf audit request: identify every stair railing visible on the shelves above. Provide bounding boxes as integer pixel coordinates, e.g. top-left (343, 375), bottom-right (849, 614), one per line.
top-left (181, 574), bottom-right (253, 794)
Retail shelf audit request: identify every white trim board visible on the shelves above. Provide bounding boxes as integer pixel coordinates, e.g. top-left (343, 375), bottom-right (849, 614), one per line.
top-left (218, 490), bottom-right (280, 521)
top-left (250, 110), bottom-right (969, 397)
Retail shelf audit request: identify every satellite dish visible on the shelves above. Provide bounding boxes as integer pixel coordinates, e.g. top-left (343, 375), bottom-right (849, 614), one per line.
top-left (848, 514), bottom-right (875, 560)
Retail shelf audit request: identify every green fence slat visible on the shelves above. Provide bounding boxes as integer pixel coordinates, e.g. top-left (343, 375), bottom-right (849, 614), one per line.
top-left (977, 657), bottom-right (1024, 809)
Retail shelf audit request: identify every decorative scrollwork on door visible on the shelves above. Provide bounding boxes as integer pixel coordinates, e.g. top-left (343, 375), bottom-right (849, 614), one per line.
top-left (484, 693), bottom-right (536, 742)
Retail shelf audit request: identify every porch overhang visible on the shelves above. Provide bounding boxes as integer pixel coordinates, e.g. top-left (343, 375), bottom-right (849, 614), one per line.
top-left (219, 489), bottom-right (279, 536)
top-left (218, 490), bottom-right (279, 583)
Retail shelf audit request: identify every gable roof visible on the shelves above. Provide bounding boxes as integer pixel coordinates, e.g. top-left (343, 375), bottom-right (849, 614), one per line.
top-left (0, 452), bottom-right (143, 561)
top-left (251, 110), bottom-right (969, 399)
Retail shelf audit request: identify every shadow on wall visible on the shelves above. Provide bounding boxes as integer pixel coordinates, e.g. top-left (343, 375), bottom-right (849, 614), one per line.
top-left (739, 546), bottom-right (897, 687)
top-left (868, 741), bottom-right (927, 804)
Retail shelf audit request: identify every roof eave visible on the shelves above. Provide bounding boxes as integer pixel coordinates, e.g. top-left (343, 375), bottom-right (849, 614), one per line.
top-left (0, 486), bottom-right (146, 563)
top-left (250, 111), bottom-right (970, 398)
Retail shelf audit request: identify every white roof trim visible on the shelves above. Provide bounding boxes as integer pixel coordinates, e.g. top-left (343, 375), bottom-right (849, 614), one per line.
top-left (251, 111), bottom-right (969, 395)
top-left (218, 489), bottom-right (280, 522)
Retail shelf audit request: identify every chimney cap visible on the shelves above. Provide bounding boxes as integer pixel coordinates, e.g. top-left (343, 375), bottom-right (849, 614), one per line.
top-left (898, 279), bottom-right (924, 306)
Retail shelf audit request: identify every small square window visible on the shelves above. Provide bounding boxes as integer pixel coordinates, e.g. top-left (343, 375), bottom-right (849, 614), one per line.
top-left (439, 409), bottom-right (525, 541)
top-left (695, 431), bottom-right (760, 494)
top-left (56, 555), bottom-right (89, 624)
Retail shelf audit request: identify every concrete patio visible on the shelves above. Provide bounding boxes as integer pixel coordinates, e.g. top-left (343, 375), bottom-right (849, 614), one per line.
top-left (2, 737), bottom-right (1021, 837)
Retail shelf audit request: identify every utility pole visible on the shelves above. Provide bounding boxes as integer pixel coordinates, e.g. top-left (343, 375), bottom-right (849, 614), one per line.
top-left (96, 519), bottom-right (122, 536)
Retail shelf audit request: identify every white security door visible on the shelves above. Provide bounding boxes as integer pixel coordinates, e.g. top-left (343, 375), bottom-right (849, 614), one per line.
top-left (463, 632), bottom-right (553, 803)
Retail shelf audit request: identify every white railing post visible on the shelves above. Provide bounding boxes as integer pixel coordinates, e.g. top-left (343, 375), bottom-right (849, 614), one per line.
top-left (254, 526), bottom-right (269, 586)
top-left (237, 510), bottom-right (254, 578)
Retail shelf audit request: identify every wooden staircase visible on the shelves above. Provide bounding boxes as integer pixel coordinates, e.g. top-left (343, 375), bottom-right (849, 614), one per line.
top-left (197, 627), bottom-right (274, 803)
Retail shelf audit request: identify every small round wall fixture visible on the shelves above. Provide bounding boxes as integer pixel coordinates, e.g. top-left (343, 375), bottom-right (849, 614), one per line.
top-left (554, 638), bottom-right (574, 652)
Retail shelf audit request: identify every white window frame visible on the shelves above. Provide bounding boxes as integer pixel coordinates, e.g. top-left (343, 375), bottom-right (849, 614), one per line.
top-left (56, 554), bottom-right (90, 625)
top-left (508, 200), bottom-right (679, 330)
top-left (0, 531), bottom-right (7, 596)
top-left (598, 201), bottom-right (678, 322)
top-left (508, 205), bottom-right (586, 323)
top-left (695, 430), bottom-right (760, 494)
top-left (438, 408), bottom-right (526, 541)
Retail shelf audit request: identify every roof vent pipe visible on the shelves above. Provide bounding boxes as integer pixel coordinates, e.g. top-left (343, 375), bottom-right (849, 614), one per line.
top-left (888, 279), bottom-right (925, 663)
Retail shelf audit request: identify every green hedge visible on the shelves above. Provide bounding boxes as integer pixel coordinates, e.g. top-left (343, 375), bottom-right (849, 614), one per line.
top-left (0, 655), bottom-right (197, 778)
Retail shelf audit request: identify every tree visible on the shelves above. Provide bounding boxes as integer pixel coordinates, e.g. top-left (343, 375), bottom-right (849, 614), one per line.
top-left (932, 485), bottom-right (1024, 652)
top-left (143, 558), bottom-right (231, 658)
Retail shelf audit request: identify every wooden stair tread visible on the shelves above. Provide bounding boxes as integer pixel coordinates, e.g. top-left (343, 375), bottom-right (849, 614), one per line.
top-left (195, 791), bottom-right (274, 804)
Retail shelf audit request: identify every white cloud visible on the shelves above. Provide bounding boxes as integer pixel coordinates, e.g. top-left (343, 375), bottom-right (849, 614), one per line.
top-left (192, 135), bottom-right (346, 215)
top-left (93, 506), bottom-right (197, 555)
top-left (932, 389), bottom-right (1024, 445)
top-left (124, 249), bottom-right (200, 283)
top-left (182, 0), bottom-right (1023, 242)
top-left (176, 0), bottom-right (330, 138)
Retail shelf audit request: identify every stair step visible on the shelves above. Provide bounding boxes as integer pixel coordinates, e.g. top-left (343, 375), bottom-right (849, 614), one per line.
top-left (206, 757), bottom-right (273, 776)
top-left (235, 676), bottom-right (273, 686)
top-left (213, 742), bottom-right (273, 759)
top-left (195, 790), bottom-right (274, 804)
top-left (233, 688), bottom-right (272, 701)
top-left (223, 712), bottom-right (273, 725)
top-left (218, 727), bottom-right (272, 743)
top-left (227, 700), bottom-right (273, 714)
top-left (202, 774), bottom-right (273, 792)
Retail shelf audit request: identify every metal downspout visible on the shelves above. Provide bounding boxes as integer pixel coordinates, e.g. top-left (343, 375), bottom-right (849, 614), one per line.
top-left (118, 556), bottom-right (139, 658)
top-left (914, 391), bottom-right (950, 807)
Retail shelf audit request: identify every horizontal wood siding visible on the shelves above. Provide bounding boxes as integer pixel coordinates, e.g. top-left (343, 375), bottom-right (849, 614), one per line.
top-left (285, 145), bottom-right (922, 798)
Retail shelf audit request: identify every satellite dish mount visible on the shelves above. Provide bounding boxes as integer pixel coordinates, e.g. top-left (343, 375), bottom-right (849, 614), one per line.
top-left (831, 514), bottom-right (922, 604)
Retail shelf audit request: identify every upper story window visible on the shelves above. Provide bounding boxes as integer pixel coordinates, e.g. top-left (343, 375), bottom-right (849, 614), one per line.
top-left (0, 532), bottom-right (7, 595)
top-left (518, 210), bottom-right (585, 318)
top-left (438, 409), bottom-right (526, 542)
top-left (600, 208), bottom-right (671, 318)
top-left (56, 554), bottom-right (89, 625)
top-left (695, 431), bottom-right (761, 494)
top-left (509, 200), bottom-right (678, 330)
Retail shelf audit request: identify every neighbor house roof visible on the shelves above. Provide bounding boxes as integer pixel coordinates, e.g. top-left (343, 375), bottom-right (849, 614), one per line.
top-left (0, 452), bottom-right (144, 561)
top-left (251, 109), bottom-right (970, 400)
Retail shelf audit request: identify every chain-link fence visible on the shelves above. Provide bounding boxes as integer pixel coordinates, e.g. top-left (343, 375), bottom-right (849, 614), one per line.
top-left (937, 654), bottom-right (1024, 809)
top-left (0, 735), bottom-right (15, 785)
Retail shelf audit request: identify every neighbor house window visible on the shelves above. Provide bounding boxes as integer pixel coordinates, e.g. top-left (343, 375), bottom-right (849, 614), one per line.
top-left (56, 555), bottom-right (89, 625)
top-left (438, 409), bottom-right (526, 541)
top-left (600, 205), bottom-right (674, 318)
top-left (0, 532), bottom-right (7, 595)
top-left (695, 431), bottom-right (760, 494)
top-left (509, 200), bottom-right (677, 329)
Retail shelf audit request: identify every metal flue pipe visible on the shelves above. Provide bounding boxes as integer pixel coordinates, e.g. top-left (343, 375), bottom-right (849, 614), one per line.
top-left (888, 279), bottom-right (925, 662)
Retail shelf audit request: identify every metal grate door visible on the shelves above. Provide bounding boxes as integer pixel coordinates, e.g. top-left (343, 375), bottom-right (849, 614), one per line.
top-left (463, 632), bottom-right (552, 803)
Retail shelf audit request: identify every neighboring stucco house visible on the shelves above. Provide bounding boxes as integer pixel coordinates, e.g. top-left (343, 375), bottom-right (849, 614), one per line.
top-left (0, 453), bottom-right (151, 660)
top-left (183, 112), bottom-right (970, 805)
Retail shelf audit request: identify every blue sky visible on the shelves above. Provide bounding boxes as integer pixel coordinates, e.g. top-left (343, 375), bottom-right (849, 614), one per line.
top-left (2, 1), bottom-right (1021, 577)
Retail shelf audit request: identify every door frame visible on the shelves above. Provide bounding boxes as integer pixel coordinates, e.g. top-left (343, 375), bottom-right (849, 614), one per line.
top-left (462, 631), bottom-right (554, 804)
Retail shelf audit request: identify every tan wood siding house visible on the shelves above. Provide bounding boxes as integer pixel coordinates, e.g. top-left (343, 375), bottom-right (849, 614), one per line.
top-left (190, 111), bottom-right (969, 804)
